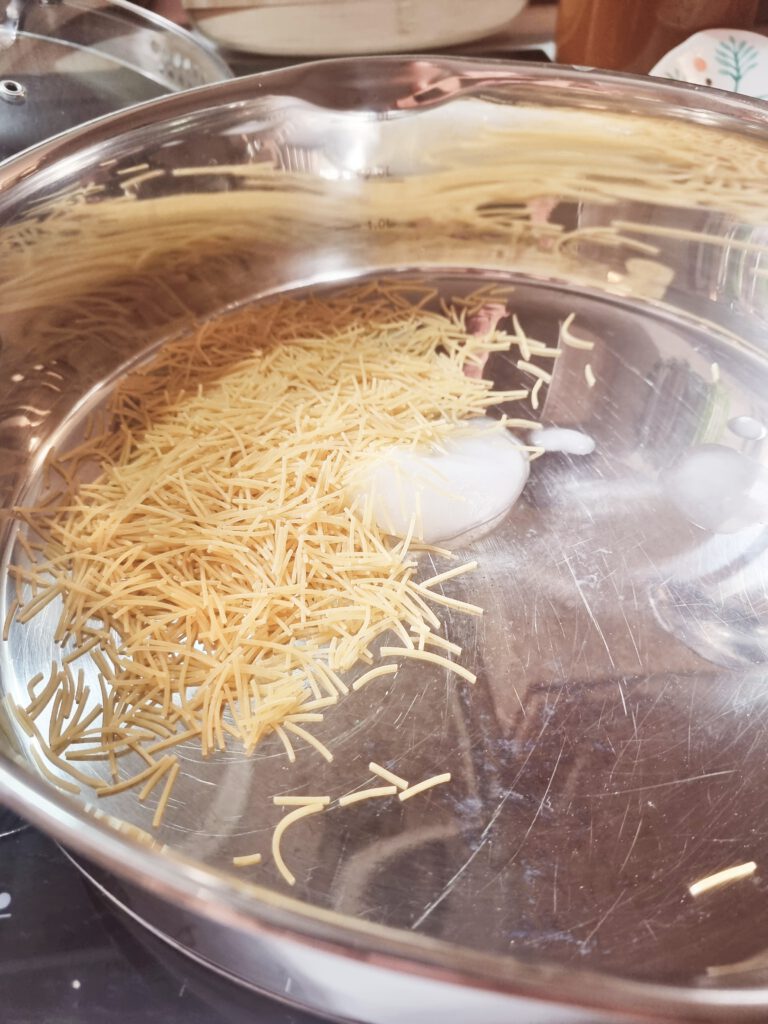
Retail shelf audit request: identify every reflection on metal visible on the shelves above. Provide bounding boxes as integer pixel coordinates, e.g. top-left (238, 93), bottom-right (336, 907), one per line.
top-left (0, 806), bottom-right (25, 838)
top-left (1, 59), bottom-right (768, 1024)
top-left (661, 445), bottom-right (768, 534)
top-left (0, 0), bottom-right (231, 159)
top-left (0, 0), bottom-right (20, 50)
top-left (650, 526), bottom-right (768, 668)
top-left (638, 359), bottom-right (723, 468)
top-left (729, 415), bottom-right (767, 442)
top-left (689, 862), bottom-right (757, 897)
top-left (0, 78), bottom-right (24, 102)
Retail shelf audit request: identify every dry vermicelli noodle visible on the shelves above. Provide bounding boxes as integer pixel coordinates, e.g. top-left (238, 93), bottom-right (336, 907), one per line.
top-left (7, 279), bottom-right (547, 819)
top-left (0, 96), bottom-right (765, 882)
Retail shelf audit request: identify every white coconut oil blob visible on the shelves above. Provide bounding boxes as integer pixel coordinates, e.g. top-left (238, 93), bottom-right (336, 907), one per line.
top-left (350, 418), bottom-right (529, 545)
top-left (662, 444), bottom-right (768, 533)
top-left (728, 416), bottom-right (767, 442)
top-left (528, 427), bottom-right (596, 456)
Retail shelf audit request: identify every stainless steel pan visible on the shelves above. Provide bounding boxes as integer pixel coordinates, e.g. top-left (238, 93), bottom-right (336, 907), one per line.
top-left (2, 57), bottom-right (768, 1022)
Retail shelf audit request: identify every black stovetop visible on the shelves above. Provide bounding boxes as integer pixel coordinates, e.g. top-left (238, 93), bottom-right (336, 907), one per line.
top-left (1, 818), bottom-right (322, 1024)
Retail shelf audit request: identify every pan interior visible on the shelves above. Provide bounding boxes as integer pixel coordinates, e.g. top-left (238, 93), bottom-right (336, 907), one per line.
top-left (4, 269), bottom-right (768, 988)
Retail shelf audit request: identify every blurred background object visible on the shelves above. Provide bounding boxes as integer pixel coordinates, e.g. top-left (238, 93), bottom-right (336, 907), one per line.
top-left (132, 0), bottom-right (558, 77)
top-left (650, 27), bottom-right (768, 97)
top-left (179, 0), bottom-right (529, 58)
top-left (0, 0), bottom-right (230, 161)
top-left (556, 0), bottom-right (759, 73)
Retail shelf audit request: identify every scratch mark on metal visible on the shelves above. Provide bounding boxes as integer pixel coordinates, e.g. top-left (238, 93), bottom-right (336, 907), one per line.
top-left (475, 716), bottom-right (566, 896)
top-left (512, 684), bottom-right (527, 717)
top-left (581, 889), bottom-right (625, 948)
top-left (634, 676), bottom-right (673, 732)
top-left (620, 816), bottom-right (643, 871)
top-left (510, 737), bottom-right (567, 860)
top-left (619, 601), bottom-right (643, 666)
top-left (411, 792), bottom-right (511, 929)
top-left (180, 772), bottom-right (216, 787)
top-left (553, 860), bottom-right (559, 915)
top-left (595, 769), bottom-right (735, 797)
top-left (616, 795), bottom-right (633, 840)
top-left (561, 550), bottom-right (616, 668)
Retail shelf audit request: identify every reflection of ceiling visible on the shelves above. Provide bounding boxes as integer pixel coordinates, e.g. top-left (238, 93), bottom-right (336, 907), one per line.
top-left (639, 359), bottom-right (720, 468)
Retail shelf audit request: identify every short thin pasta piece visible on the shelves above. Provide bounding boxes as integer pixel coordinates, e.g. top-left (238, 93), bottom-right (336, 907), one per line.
top-left (351, 664), bottom-right (397, 692)
top-left (272, 802), bottom-right (325, 886)
top-left (369, 761), bottom-right (409, 790)
top-left (379, 647), bottom-right (477, 684)
top-left (338, 785), bottom-right (397, 807)
top-left (398, 772), bottom-right (452, 801)
top-left (273, 794), bottom-right (331, 807)
top-left (232, 852), bottom-right (263, 867)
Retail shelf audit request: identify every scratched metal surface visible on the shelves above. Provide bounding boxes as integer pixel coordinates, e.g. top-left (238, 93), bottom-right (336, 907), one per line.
top-left (6, 276), bottom-right (768, 990)
top-left (2, 60), bottom-right (768, 1021)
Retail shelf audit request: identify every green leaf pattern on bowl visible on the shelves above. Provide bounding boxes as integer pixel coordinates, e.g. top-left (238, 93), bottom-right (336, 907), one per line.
top-left (714, 35), bottom-right (759, 92)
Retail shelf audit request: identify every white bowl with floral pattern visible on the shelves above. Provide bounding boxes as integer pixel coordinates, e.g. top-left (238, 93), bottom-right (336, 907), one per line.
top-left (650, 27), bottom-right (768, 99)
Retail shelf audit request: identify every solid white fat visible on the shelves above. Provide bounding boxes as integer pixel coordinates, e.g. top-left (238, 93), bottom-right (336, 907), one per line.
top-left (528, 427), bottom-right (595, 456)
top-left (351, 419), bottom-right (529, 544)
